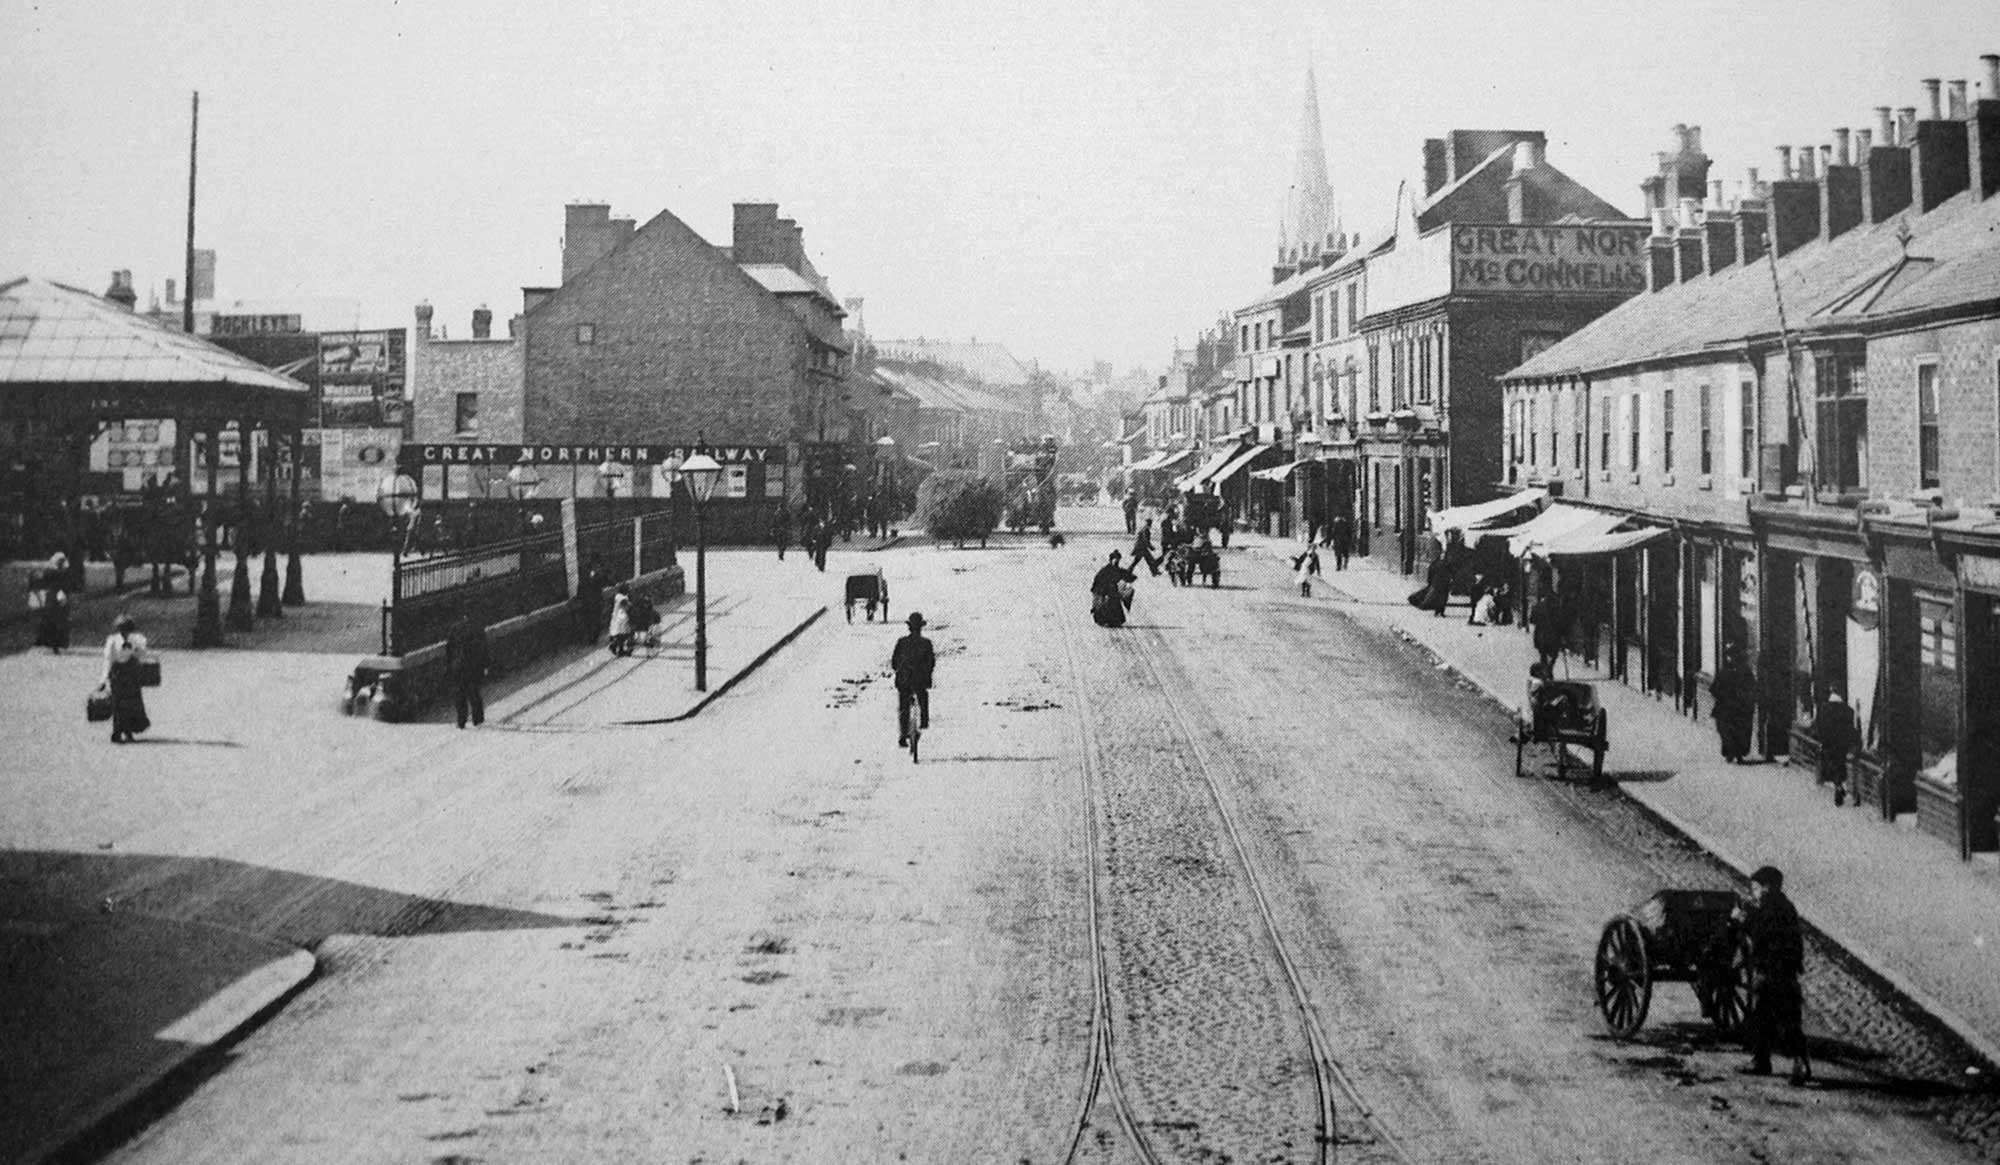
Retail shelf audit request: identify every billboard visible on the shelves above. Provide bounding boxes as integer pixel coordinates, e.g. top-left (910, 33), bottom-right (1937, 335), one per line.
top-left (1450, 224), bottom-right (1649, 294)
top-left (317, 329), bottom-right (407, 429)
top-left (312, 427), bottom-right (402, 502)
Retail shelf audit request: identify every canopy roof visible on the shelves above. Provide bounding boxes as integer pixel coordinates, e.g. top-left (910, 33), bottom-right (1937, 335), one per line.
top-left (1429, 487), bottom-right (1546, 535)
top-left (1129, 447), bottom-right (1197, 473)
top-left (1530, 525), bottom-right (1669, 559)
top-left (1249, 457), bottom-right (1312, 482)
top-left (1176, 447), bottom-right (1239, 491)
top-left (1209, 443), bottom-right (1274, 486)
top-left (1500, 503), bottom-right (1626, 556)
top-left (0, 277), bottom-right (308, 397)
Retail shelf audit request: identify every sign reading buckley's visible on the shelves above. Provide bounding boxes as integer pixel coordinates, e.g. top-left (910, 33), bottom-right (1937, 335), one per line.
top-left (1450, 224), bottom-right (1649, 294)
top-left (400, 443), bottom-right (786, 468)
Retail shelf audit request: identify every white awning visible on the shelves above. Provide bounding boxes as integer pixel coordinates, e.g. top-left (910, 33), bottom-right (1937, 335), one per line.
top-left (1209, 444), bottom-right (1273, 486)
top-left (1530, 525), bottom-right (1672, 559)
top-left (1428, 488), bottom-right (1547, 536)
top-left (1250, 458), bottom-right (1312, 482)
top-left (1502, 504), bottom-right (1626, 556)
top-left (1176, 447), bottom-right (1239, 492)
top-left (1131, 447), bottom-right (1197, 475)
top-left (1127, 449), bottom-right (1171, 471)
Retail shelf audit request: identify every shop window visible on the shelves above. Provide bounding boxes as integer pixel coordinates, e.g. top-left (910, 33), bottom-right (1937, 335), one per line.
top-left (1918, 595), bottom-right (1959, 772)
top-left (454, 392), bottom-right (479, 436)
top-left (1813, 349), bottom-right (1868, 492)
top-left (1663, 388), bottom-right (1676, 473)
top-left (1698, 385), bottom-right (1713, 475)
top-left (1917, 361), bottom-right (1940, 490)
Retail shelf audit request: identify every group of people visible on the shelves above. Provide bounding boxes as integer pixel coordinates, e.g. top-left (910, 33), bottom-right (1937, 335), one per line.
top-left (772, 505), bottom-right (839, 572)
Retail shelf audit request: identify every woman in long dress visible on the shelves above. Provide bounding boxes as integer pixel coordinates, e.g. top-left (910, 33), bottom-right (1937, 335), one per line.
top-left (33, 552), bottom-right (72, 652)
top-left (1710, 646), bottom-right (1757, 763)
top-left (102, 613), bottom-right (150, 743)
top-left (1090, 551), bottom-right (1137, 628)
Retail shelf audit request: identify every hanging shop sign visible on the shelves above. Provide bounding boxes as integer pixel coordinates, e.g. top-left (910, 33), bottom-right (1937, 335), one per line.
top-left (1850, 565), bottom-right (1883, 632)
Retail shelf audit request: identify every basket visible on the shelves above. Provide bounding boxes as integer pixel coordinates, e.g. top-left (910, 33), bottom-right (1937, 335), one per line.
top-left (86, 686), bottom-right (113, 722)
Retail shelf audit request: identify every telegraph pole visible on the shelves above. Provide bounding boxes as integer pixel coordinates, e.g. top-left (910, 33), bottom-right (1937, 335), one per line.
top-left (187, 91), bottom-right (225, 647)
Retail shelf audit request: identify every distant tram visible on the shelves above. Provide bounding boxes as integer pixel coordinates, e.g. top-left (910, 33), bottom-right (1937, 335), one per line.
top-left (1003, 435), bottom-right (1060, 534)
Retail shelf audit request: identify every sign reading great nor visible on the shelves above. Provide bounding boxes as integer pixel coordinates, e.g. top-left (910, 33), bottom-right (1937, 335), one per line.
top-left (401, 443), bottom-right (785, 468)
top-left (1451, 224), bottom-right (1649, 293)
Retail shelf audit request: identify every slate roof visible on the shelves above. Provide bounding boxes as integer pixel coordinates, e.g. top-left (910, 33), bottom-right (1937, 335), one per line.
top-left (0, 277), bottom-right (307, 393)
top-left (1505, 189), bottom-right (2000, 382)
top-left (871, 339), bottom-right (1033, 386)
top-left (871, 360), bottom-right (1025, 415)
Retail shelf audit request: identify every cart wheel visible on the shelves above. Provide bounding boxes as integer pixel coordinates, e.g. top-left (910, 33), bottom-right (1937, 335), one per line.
top-left (1595, 916), bottom-right (1652, 1038)
top-left (1590, 710), bottom-right (1608, 782)
top-left (1709, 930), bottom-right (1756, 1035)
top-left (1514, 717), bottom-right (1529, 778)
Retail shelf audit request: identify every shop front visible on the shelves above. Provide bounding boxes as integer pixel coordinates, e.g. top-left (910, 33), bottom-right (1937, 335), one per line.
top-left (1933, 528), bottom-right (2000, 857)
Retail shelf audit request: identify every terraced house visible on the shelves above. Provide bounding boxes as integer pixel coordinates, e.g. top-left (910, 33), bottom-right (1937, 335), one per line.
top-left (1500, 59), bottom-right (2000, 858)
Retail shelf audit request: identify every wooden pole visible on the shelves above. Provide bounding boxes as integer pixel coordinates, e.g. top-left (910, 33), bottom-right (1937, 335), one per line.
top-left (183, 92), bottom-right (198, 335)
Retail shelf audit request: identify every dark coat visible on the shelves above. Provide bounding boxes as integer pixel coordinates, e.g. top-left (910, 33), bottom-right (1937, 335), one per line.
top-left (444, 617), bottom-right (489, 681)
top-left (891, 633), bottom-right (935, 690)
top-left (1711, 659), bottom-right (1758, 758)
top-left (1740, 889), bottom-right (1805, 1054)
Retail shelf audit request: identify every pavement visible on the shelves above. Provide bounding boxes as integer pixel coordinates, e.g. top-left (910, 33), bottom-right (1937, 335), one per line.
top-left (1278, 539), bottom-right (2000, 1075)
top-left (0, 537), bottom-right (887, 1164)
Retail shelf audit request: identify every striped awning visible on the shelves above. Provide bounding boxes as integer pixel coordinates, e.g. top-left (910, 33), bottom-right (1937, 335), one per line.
top-left (1209, 444), bottom-right (1273, 486)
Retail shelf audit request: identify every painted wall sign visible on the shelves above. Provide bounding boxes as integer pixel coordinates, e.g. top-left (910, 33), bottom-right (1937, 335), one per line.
top-left (1451, 224), bottom-right (1649, 294)
top-left (400, 443), bottom-right (785, 468)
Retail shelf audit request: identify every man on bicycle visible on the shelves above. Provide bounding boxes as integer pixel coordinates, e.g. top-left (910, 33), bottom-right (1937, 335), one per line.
top-left (892, 611), bottom-right (934, 748)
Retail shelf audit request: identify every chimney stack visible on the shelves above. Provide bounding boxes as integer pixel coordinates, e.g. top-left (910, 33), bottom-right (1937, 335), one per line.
top-left (1877, 107), bottom-right (1896, 146)
top-left (1703, 198), bottom-right (1740, 273)
top-left (1767, 151), bottom-right (1823, 257)
top-left (472, 305), bottom-right (492, 340)
top-left (1647, 208), bottom-right (1677, 291)
top-left (1913, 77), bottom-right (1972, 211)
top-left (1835, 128), bottom-right (1852, 166)
top-left (414, 302), bottom-right (434, 340)
top-left (1864, 109), bottom-right (1915, 222)
top-left (1422, 138), bottom-right (1448, 196)
top-left (1709, 178), bottom-right (1725, 207)
top-left (1973, 54), bottom-right (2000, 199)
top-left (1821, 132), bottom-right (1864, 242)
top-left (1674, 198), bottom-right (1705, 282)
top-left (1924, 78), bottom-right (1943, 120)
top-left (103, 270), bottom-right (136, 311)
top-left (1777, 146), bottom-right (1794, 179)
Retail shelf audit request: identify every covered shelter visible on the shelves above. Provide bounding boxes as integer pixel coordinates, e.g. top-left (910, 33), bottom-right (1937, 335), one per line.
top-left (0, 277), bottom-right (312, 642)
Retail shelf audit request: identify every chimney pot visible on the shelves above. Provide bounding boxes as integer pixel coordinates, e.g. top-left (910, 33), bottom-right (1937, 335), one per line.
top-left (1747, 165), bottom-right (1761, 190)
top-left (1777, 145), bottom-right (1794, 178)
top-left (1672, 123), bottom-right (1690, 153)
top-left (1900, 107), bottom-right (1919, 141)
top-left (1924, 79), bottom-right (1943, 120)
top-left (1835, 128), bottom-right (1852, 165)
top-left (103, 270), bottom-right (136, 311)
top-left (1798, 145), bottom-right (1818, 180)
top-left (1856, 128), bottom-right (1873, 154)
top-left (1688, 125), bottom-right (1704, 154)
top-left (1984, 54), bottom-right (2000, 100)
top-left (1709, 178), bottom-right (1725, 207)
top-left (1650, 206), bottom-right (1674, 236)
top-left (1677, 197), bottom-right (1701, 230)
top-left (1949, 80), bottom-right (1969, 119)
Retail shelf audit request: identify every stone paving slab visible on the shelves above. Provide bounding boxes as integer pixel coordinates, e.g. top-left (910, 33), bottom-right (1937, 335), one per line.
top-left (1303, 547), bottom-right (2000, 1070)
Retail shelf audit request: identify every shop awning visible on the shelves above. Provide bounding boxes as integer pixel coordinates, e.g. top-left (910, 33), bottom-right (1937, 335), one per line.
top-left (1126, 449), bottom-right (1170, 471)
top-left (1209, 444), bottom-right (1273, 486)
top-left (1530, 525), bottom-right (1672, 559)
top-left (1250, 458), bottom-right (1312, 482)
top-left (1116, 424), bottom-right (1148, 445)
top-left (1500, 503), bottom-right (1626, 556)
top-left (1176, 447), bottom-right (1239, 492)
top-left (1131, 447), bottom-right (1197, 474)
top-left (1428, 487), bottom-right (1546, 535)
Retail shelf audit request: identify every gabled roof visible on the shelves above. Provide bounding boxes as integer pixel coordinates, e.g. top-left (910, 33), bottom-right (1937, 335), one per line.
top-left (0, 277), bottom-right (307, 393)
top-left (871, 339), bottom-right (1032, 386)
top-left (1506, 190), bottom-right (2000, 382)
top-left (871, 360), bottom-right (1024, 415)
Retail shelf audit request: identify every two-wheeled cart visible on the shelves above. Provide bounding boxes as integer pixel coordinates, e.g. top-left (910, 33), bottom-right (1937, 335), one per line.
top-left (1515, 676), bottom-right (1608, 781)
top-left (1595, 889), bottom-right (1754, 1039)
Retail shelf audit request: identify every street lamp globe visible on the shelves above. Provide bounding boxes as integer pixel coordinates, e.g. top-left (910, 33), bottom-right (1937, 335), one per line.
top-left (376, 473), bottom-right (420, 518)
top-left (506, 464), bottom-right (543, 500)
top-left (679, 452), bottom-right (723, 503)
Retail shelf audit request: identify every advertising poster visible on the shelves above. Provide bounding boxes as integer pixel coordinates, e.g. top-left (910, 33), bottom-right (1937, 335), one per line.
top-left (317, 329), bottom-right (407, 429)
top-left (314, 427), bottom-right (402, 502)
top-left (89, 418), bottom-right (178, 493)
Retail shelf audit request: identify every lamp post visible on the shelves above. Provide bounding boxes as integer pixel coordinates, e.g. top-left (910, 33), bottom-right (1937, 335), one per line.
top-left (376, 472), bottom-right (419, 654)
top-left (678, 450), bottom-right (723, 691)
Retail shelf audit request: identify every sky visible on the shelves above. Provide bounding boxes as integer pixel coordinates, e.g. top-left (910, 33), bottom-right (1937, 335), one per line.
top-left (1, 0), bottom-right (1993, 377)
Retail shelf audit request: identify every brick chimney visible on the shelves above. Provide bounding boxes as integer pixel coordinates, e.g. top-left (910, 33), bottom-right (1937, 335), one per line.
top-left (1641, 124), bottom-right (1713, 218)
top-left (1913, 76), bottom-right (1972, 211)
top-left (103, 270), bottom-right (136, 311)
top-left (1674, 198), bottom-right (1705, 282)
top-left (472, 305), bottom-right (492, 340)
top-left (1864, 106), bottom-right (1914, 222)
top-left (1422, 138), bottom-right (1448, 196)
top-left (1767, 146), bottom-right (1822, 257)
top-left (1700, 180), bottom-right (1739, 272)
top-left (414, 301), bottom-right (434, 340)
top-left (1647, 208), bottom-right (1677, 291)
top-left (731, 203), bottom-right (780, 265)
top-left (1971, 54), bottom-right (2000, 199)
top-left (562, 203), bottom-right (617, 284)
top-left (1820, 129), bottom-right (1864, 242)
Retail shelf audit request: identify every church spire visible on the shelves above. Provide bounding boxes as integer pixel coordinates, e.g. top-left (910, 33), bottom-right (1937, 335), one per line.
top-left (1278, 64), bottom-right (1340, 269)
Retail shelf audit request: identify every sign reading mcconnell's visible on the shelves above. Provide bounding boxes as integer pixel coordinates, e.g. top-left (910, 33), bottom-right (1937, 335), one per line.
top-left (1451, 224), bottom-right (1649, 294)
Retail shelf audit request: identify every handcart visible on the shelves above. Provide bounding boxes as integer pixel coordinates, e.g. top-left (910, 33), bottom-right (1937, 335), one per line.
top-left (845, 570), bottom-right (889, 623)
top-left (1595, 889), bottom-right (1754, 1039)
top-left (1515, 676), bottom-right (1608, 781)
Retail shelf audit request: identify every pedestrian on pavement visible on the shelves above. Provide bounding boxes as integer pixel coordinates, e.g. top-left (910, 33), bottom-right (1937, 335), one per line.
top-left (891, 611), bottom-right (935, 748)
top-left (1710, 646), bottom-right (1758, 764)
top-left (1329, 516), bottom-right (1353, 571)
top-left (1091, 551), bottom-right (1138, 628)
top-left (575, 556), bottom-right (609, 646)
top-left (1531, 586), bottom-right (1567, 674)
top-left (1736, 865), bottom-right (1812, 1084)
top-left (606, 584), bottom-right (634, 657)
top-left (101, 613), bottom-right (150, 744)
top-left (1813, 691), bottom-right (1861, 806)
top-left (813, 516), bottom-right (834, 573)
top-left (772, 503), bottom-right (791, 561)
top-left (31, 552), bottom-right (72, 654)
top-left (1122, 490), bottom-right (1139, 535)
top-left (1292, 546), bottom-right (1319, 597)
top-left (444, 605), bottom-right (490, 729)
top-left (1130, 518), bottom-right (1162, 577)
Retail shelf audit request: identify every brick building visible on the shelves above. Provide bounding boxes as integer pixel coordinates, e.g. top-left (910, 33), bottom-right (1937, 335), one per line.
top-left (1500, 58), bottom-right (2000, 858)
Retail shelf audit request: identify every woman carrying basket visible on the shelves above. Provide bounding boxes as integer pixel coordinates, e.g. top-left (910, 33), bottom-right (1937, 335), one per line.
top-left (102, 613), bottom-right (151, 744)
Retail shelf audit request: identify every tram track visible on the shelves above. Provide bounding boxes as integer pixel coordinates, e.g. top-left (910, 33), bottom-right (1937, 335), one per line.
top-left (1044, 559), bottom-right (1412, 1164)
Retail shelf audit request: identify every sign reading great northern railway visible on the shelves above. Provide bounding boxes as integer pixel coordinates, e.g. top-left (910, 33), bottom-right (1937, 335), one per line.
top-left (400, 443), bottom-right (785, 468)
top-left (1450, 223), bottom-right (1649, 294)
